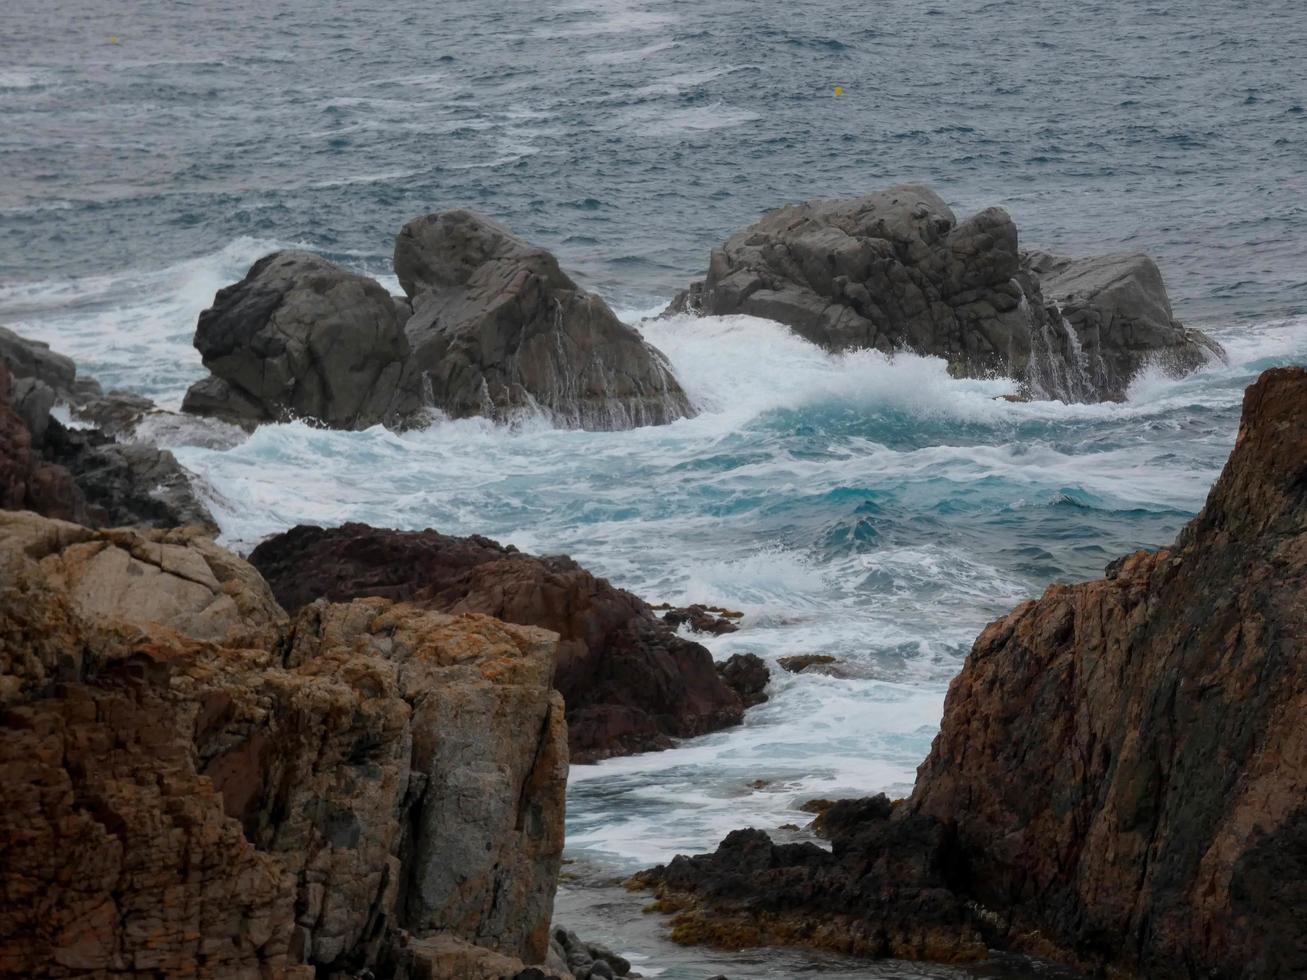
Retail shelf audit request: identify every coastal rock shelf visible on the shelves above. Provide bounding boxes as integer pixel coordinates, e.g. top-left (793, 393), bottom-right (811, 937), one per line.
top-left (668, 184), bottom-right (1224, 402)
top-left (635, 366), bottom-right (1307, 978)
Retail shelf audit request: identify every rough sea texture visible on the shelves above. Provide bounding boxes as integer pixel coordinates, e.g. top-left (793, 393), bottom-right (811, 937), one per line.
top-left (3, 1), bottom-right (1305, 976)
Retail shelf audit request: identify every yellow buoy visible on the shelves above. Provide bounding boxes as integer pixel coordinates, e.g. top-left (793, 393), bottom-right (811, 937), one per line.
top-left (109, 36), bottom-right (120, 44)
top-left (834, 85), bottom-right (843, 97)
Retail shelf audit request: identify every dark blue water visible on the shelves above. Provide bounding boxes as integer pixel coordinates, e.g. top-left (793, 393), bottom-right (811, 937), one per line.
top-left (3, 0), bottom-right (1306, 320)
top-left (3, 2), bottom-right (1305, 977)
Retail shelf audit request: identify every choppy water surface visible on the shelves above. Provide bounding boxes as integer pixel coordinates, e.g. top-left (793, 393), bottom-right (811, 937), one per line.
top-left (3, 0), bottom-right (1306, 976)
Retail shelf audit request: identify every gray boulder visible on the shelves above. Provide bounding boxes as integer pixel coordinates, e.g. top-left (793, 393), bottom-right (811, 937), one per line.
top-left (182, 250), bottom-right (424, 430)
top-left (670, 184), bottom-right (1223, 402)
top-left (396, 210), bottom-right (694, 429)
top-left (0, 326), bottom-right (80, 400)
top-left (1029, 251), bottom-right (1226, 400)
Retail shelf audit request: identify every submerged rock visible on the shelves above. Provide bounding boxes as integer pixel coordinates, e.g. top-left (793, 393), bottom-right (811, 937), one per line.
top-left (669, 184), bottom-right (1223, 402)
top-left (396, 209), bottom-right (695, 429)
top-left (182, 250), bottom-right (425, 430)
top-left (634, 366), bottom-right (1307, 978)
top-left (776, 653), bottom-right (838, 674)
top-left (247, 522), bottom-right (761, 763)
top-left (716, 652), bottom-right (770, 708)
top-left (0, 510), bottom-right (567, 976)
top-left (655, 602), bottom-right (742, 635)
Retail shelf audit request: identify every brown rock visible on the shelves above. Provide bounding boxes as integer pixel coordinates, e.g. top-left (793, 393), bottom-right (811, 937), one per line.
top-left (655, 603), bottom-right (742, 635)
top-left (631, 366), bottom-right (1307, 978)
top-left (0, 361), bottom-right (87, 523)
top-left (0, 512), bottom-right (567, 976)
top-left (716, 652), bottom-right (770, 708)
top-left (777, 654), bottom-right (838, 674)
top-left (247, 523), bottom-right (753, 763)
top-left (909, 364), bottom-right (1307, 977)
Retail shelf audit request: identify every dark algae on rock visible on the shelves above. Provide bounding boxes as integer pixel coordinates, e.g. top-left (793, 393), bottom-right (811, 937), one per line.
top-left (635, 367), bottom-right (1307, 979)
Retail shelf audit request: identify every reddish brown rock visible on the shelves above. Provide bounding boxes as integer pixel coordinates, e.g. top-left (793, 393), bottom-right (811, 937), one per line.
top-left (634, 367), bottom-right (1307, 979)
top-left (248, 523), bottom-right (758, 763)
top-left (0, 511), bottom-right (567, 977)
top-left (0, 361), bottom-right (87, 523)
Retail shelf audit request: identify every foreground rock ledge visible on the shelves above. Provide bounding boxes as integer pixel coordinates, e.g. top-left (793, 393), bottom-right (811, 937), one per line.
top-left (634, 366), bottom-right (1306, 979)
top-left (248, 522), bottom-right (764, 763)
top-left (669, 184), bottom-right (1225, 402)
top-left (0, 511), bottom-right (567, 977)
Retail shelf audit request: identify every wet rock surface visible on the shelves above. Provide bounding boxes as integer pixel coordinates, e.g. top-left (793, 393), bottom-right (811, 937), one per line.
top-left (0, 343), bottom-right (218, 534)
top-left (182, 249), bottom-right (425, 431)
top-left (180, 213), bottom-right (695, 433)
top-left (397, 209), bottom-right (694, 430)
top-left (248, 522), bottom-right (764, 763)
top-left (634, 367), bottom-right (1307, 978)
top-left (653, 603), bottom-right (742, 635)
top-left (669, 184), bottom-right (1223, 402)
top-left (0, 510), bottom-right (567, 977)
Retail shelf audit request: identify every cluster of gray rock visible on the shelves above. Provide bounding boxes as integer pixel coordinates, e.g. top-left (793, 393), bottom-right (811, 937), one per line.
top-left (182, 211), bottom-right (695, 432)
top-left (668, 184), bottom-right (1224, 402)
top-left (175, 188), bottom-right (1221, 432)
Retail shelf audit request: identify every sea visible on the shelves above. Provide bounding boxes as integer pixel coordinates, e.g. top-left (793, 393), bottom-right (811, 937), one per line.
top-left (2, 0), bottom-right (1305, 976)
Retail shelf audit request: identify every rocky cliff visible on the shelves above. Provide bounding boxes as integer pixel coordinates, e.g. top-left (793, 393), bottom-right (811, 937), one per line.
top-left (0, 511), bottom-right (568, 978)
top-left (635, 366), bottom-right (1306, 978)
top-left (669, 184), bottom-right (1223, 402)
top-left (247, 522), bottom-right (763, 763)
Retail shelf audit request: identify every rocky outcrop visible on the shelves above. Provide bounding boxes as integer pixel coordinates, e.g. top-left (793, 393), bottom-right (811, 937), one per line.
top-left (0, 510), bottom-right (568, 977)
top-left (396, 210), bottom-right (693, 429)
top-left (669, 184), bottom-right (1223, 402)
top-left (635, 367), bottom-right (1307, 978)
top-left (0, 330), bottom-right (219, 533)
top-left (247, 522), bottom-right (760, 763)
top-left (0, 362), bottom-right (88, 523)
top-left (181, 214), bottom-right (695, 433)
top-left (182, 250), bottom-right (425, 431)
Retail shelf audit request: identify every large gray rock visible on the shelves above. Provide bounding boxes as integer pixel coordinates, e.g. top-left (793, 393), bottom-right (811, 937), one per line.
top-left (182, 250), bottom-right (424, 430)
top-left (396, 210), bottom-right (694, 429)
top-left (671, 184), bottom-right (1223, 402)
top-left (1027, 251), bottom-right (1225, 401)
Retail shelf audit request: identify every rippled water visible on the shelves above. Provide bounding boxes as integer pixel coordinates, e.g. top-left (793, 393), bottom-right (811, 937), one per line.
top-left (4, 0), bottom-right (1306, 976)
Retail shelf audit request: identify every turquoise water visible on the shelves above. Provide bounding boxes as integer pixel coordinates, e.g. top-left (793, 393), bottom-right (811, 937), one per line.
top-left (3, 0), bottom-right (1306, 975)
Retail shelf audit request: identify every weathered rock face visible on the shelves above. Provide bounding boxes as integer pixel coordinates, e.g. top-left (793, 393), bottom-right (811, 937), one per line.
top-left (670, 184), bottom-right (1223, 402)
top-left (247, 521), bottom-right (756, 762)
top-left (42, 422), bottom-right (221, 534)
top-left (0, 362), bottom-right (88, 524)
top-left (0, 331), bottom-right (219, 533)
top-left (0, 510), bottom-right (567, 977)
top-left (635, 367), bottom-right (1307, 979)
top-left (910, 364), bottom-right (1307, 977)
top-left (396, 210), bottom-right (695, 429)
top-left (182, 250), bottom-right (425, 431)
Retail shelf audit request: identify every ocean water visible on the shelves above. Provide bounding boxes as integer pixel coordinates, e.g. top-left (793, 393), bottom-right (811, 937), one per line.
top-left (3, 0), bottom-right (1306, 976)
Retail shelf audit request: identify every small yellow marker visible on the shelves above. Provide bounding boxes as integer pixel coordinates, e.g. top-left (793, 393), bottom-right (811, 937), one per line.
top-left (834, 85), bottom-right (843, 97)
top-left (109, 36), bottom-right (120, 44)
